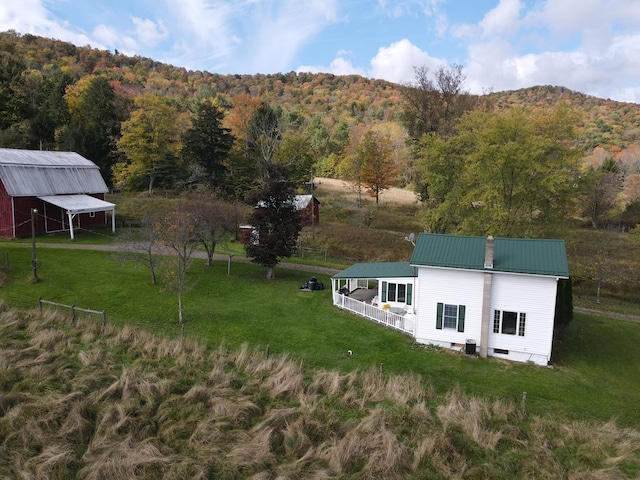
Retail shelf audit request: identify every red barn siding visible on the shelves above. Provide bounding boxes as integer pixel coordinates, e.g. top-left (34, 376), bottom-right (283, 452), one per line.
top-left (0, 180), bottom-right (13, 238)
top-left (0, 190), bottom-right (109, 239)
top-left (300, 198), bottom-right (320, 227)
top-left (12, 197), bottom-right (41, 238)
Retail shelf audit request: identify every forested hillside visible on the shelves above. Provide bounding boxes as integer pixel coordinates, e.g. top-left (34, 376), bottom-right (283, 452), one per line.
top-left (2, 30), bottom-right (639, 161)
top-left (2, 29), bottom-right (640, 235)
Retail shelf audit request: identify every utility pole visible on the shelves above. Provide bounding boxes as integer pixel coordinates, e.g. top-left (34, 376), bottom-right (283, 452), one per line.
top-left (31, 208), bottom-right (38, 282)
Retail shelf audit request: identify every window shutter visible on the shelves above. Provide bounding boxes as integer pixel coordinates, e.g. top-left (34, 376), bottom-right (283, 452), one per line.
top-left (436, 302), bottom-right (443, 329)
top-left (407, 284), bottom-right (413, 305)
top-left (457, 305), bottom-right (466, 332)
top-left (381, 281), bottom-right (387, 302)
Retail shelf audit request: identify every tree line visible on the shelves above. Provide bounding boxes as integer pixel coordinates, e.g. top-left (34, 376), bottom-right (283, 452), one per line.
top-left (3, 30), bottom-right (640, 299)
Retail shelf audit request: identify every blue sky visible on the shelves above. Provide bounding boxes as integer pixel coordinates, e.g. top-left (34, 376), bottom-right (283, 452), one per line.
top-left (2, 0), bottom-right (639, 102)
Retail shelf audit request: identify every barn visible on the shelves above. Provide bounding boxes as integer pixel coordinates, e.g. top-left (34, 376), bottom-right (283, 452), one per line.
top-left (0, 148), bottom-right (115, 239)
top-left (293, 194), bottom-right (320, 226)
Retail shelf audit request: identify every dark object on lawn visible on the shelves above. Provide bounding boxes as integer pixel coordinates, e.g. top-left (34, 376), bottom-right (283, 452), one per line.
top-left (301, 276), bottom-right (324, 291)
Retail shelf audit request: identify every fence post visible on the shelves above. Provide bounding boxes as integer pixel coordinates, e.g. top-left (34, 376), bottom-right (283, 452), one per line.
top-left (521, 391), bottom-right (527, 414)
top-left (71, 304), bottom-right (76, 324)
top-left (39, 296), bottom-right (42, 314)
top-left (102, 310), bottom-right (106, 327)
top-left (265, 344), bottom-right (270, 359)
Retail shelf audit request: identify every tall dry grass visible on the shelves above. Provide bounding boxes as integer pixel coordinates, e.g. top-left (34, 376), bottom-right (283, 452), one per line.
top-left (0, 306), bottom-right (638, 479)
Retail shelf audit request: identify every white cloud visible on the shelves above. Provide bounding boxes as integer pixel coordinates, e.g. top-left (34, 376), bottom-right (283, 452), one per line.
top-left (455, 0), bottom-right (640, 101)
top-left (161, 0), bottom-right (340, 73)
top-left (480, 0), bottom-right (523, 37)
top-left (297, 51), bottom-right (366, 76)
top-left (369, 39), bottom-right (443, 84)
top-left (93, 24), bottom-right (138, 54)
top-left (249, 0), bottom-right (339, 73)
top-left (92, 24), bottom-right (120, 46)
top-left (162, 0), bottom-right (237, 67)
top-left (132, 17), bottom-right (168, 48)
top-left (0, 0), bottom-right (99, 49)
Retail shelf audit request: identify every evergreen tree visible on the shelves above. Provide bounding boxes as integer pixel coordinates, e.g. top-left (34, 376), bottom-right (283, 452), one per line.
top-left (58, 76), bottom-right (124, 186)
top-left (181, 99), bottom-right (234, 189)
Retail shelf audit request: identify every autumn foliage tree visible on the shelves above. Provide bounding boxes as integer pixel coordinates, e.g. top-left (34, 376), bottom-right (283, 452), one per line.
top-left (114, 94), bottom-right (188, 195)
top-left (578, 149), bottom-right (623, 229)
top-left (416, 104), bottom-right (582, 236)
top-left (357, 130), bottom-right (398, 206)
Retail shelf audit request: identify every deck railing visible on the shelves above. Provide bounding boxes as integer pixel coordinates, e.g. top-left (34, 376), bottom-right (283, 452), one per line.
top-left (333, 292), bottom-right (414, 335)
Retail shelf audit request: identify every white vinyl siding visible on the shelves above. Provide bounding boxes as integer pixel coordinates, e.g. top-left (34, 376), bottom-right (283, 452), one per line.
top-left (488, 274), bottom-right (558, 364)
top-left (414, 266), bottom-right (559, 366)
top-left (414, 267), bottom-right (483, 346)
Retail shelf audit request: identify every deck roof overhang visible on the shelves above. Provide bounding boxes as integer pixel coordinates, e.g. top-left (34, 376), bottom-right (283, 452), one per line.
top-left (37, 194), bottom-right (115, 239)
top-left (332, 261), bottom-right (416, 280)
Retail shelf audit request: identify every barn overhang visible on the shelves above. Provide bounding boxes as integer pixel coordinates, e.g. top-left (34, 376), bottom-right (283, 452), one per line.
top-left (37, 194), bottom-right (115, 239)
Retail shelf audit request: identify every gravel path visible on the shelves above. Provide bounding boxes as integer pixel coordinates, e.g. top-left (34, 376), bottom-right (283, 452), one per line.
top-left (37, 242), bottom-right (342, 277)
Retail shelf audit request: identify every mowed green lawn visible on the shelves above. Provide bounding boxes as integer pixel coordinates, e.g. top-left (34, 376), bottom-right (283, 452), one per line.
top-left (1, 242), bottom-right (639, 428)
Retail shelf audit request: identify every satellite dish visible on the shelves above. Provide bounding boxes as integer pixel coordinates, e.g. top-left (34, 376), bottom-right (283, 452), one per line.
top-left (405, 232), bottom-right (416, 246)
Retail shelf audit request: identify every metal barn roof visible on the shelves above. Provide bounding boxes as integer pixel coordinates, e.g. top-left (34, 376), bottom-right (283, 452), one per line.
top-left (293, 194), bottom-right (319, 210)
top-left (410, 233), bottom-right (569, 278)
top-left (38, 195), bottom-right (115, 214)
top-left (0, 148), bottom-right (108, 196)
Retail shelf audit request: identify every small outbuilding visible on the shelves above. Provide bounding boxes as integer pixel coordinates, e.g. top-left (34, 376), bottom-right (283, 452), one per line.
top-left (293, 194), bottom-right (320, 226)
top-left (0, 148), bottom-right (115, 239)
top-left (240, 194), bottom-right (320, 244)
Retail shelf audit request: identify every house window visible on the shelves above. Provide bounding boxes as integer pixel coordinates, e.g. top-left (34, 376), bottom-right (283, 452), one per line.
top-left (388, 283), bottom-right (397, 301)
top-left (518, 313), bottom-right (526, 337)
top-left (397, 284), bottom-right (406, 302)
top-left (493, 310), bottom-right (526, 336)
top-left (436, 303), bottom-right (465, 332)
top-left (381, 282), bottom-right (412, 305)
top-left (493, 310), bottom-right (501, 333)
top-left (89, 211), bottom-right (96, 218)
top-left (443, 304), bottom-right (458, 329)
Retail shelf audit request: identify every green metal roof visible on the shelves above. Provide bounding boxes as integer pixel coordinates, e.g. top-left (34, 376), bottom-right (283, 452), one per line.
top-left (409, 233), bottom-right (569, 278)
top-left (332, 261), bottom-right (416, 279)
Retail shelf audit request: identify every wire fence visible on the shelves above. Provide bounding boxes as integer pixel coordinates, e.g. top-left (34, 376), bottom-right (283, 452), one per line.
top-left (295, 246), bottom-right (328, 262)
top-left (38, 297), bottom-right (107, 326)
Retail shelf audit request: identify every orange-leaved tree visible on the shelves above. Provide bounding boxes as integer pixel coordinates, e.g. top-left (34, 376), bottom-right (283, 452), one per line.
top-left (358, 130), bottom-right (398, 206)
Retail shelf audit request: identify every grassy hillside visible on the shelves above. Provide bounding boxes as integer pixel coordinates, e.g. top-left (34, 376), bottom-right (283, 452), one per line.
top-left (0, 242), bottom-right (639, 428)
top-left (0, 305), bottom-right (638, 479)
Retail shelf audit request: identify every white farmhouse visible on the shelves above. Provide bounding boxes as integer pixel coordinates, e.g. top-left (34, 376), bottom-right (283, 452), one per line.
top-left (331, 233), bottom-right (570, 366)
